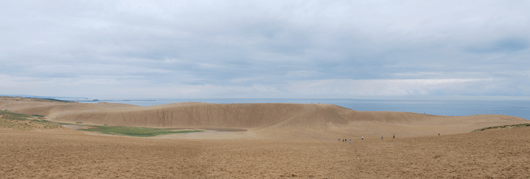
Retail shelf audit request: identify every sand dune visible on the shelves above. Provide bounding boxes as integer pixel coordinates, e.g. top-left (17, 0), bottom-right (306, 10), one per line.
top-left (2, 96), bottom-right (530, 178)
top-left (1, 97), bottom-right (526, 140)
top-left (1, 124), bottom-right (529, 178)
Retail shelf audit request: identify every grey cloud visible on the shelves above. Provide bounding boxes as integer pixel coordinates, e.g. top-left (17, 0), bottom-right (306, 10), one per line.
top-left (1, 0), bottom-right (529, 98)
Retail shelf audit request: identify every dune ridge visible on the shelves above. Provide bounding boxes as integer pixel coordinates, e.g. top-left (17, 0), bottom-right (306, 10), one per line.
top-left (2, 96), bottom-right (530, 178)
top-left (0, 97), bottom-right (526, 139)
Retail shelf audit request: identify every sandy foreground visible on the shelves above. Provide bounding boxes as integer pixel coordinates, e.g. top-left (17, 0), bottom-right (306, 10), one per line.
top-left (1, 97), bottom-right (529, 178)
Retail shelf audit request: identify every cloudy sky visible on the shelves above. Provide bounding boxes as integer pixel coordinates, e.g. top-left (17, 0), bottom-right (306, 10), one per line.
top-left (1, 0), bottom-right (529, 99)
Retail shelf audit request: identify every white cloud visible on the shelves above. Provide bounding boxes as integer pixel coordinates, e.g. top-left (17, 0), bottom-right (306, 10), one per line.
top-left (286, 79), bottom-right (489, 97)
top-left (0, 0), bottom-right (529, 99)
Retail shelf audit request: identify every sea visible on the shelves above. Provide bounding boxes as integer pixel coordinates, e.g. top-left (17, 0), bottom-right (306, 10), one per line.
top-left (76, 99), bottom-right (530, 120)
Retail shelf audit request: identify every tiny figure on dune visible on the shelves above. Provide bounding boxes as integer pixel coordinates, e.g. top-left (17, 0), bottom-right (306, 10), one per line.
top-left (338, 138), bottom-right (341, 142)
top-left (438, 133), bottom-right (440, 136)
top-left (362, 136), bottom-right (363, 140)
top-left (393, 134), bottom-right (395, 139)
top-left (381, 136), bottom-right (383, 140)
top-left (349, 139), bottom-right (351, 144)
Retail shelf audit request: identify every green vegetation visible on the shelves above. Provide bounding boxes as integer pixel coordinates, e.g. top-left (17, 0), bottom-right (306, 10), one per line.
top-left (1, 110), bottom-right (31, 121)
top-left (25, 97), bottom-right (75, 103)
top-left (0, 110), bottom-right (203, 137)
top-left (56, 122), bottom-right (74, 125)
top-left (472, 123), bottom-right (530, 132)
top-left (36, 122), bottom-right (62, 129)
top-left (0, 111), bottom-right (61, 130)
top-left (0, 96), bottom-right (76, 103)
top-left (79, 126), bottom-right (203, 137)
top-left (0, 119), bottom-right (33, 130)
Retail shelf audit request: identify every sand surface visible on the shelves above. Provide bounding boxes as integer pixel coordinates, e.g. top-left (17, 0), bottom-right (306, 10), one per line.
top-left (0, 97), bottom-right (526, 140)
top-left (1, 97), bottom-right (529, 178)
top-left (1, 127), bottom-right (529, 178)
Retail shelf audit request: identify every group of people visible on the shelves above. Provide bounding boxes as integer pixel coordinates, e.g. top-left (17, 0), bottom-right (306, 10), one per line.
top-left (339, 134), bottom-right (396, 143)
top-left (339, 133), bottom-right (442, 142)
top-left (339, 138), bottom-right (352, 143)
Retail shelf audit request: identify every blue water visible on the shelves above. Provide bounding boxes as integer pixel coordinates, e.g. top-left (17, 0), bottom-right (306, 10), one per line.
top-left (80, 99), bottom-right (530, 120)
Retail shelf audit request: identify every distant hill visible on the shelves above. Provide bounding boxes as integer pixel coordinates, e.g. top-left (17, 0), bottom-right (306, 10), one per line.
top-left (0, 97), bottom-right (526, 140)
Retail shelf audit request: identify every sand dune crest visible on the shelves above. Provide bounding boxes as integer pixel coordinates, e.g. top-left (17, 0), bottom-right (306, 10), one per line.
top-left (0, 98), bottom-right (526, 139)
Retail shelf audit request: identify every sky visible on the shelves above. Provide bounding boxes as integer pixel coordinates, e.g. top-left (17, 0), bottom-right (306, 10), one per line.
top-left (1, 0), bottom-right (529, 99)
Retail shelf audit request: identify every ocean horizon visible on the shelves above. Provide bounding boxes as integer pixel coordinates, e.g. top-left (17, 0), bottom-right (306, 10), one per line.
top-left (75, 98), bottom-right (530, 120)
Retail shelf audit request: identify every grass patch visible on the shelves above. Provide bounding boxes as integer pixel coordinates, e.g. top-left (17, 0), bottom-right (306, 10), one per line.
top-left (0, 96), bottom-right (75, 103)
top-left (33, 98), bottom-right (74, 103)
top-left (79, 126), bottom-right (203, 137)
top-left (0, 111), bottom-right (61, 130)
top-left (0, 110), bottom-right (31, 121)
top-left (0, 119), bottom-right (33, 130)
top-left (0, 110), bottom-right (203, 137)
top-left (57, 122), bottom-right (74, 125)
top-left (472, 123), bottom-right (530, 132)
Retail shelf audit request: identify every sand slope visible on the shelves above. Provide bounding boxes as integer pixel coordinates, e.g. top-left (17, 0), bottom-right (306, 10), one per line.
top-left (0, 97), bottom-right (526, 139)
top-left (2, 97), bottom-right (530, 178)
top-left (1, 126), bottom-right (529, 178)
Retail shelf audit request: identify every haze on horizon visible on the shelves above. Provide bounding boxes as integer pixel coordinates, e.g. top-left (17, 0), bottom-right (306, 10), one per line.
top-left (1, 0), bottom-right (529, 100)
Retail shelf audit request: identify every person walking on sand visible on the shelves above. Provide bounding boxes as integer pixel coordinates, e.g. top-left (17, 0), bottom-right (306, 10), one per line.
top-left (393, 134), bottom-right (395, 139)
top-left (381, 136), bottom-right (383, 140)
top-left (349, 139), bottom-right (351, 144)
top-left (362, 136), bottom-right (363, 140)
